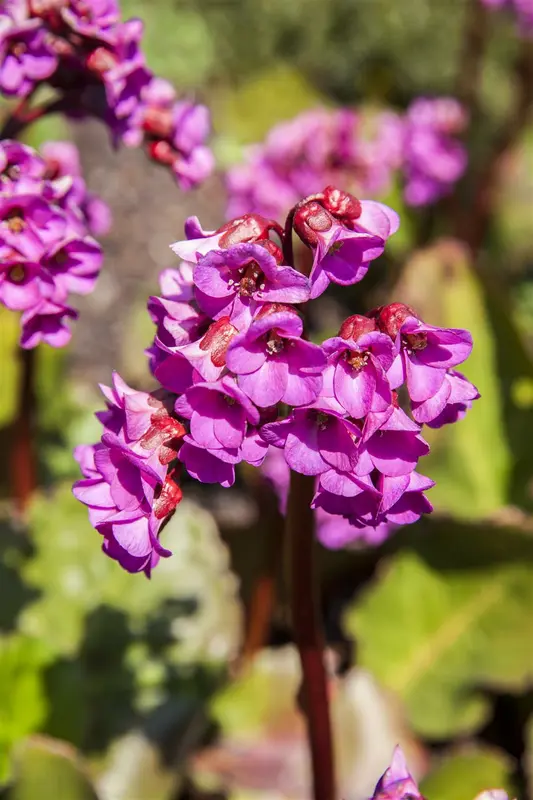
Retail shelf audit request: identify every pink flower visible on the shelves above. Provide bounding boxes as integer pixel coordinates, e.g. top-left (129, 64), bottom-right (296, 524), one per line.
top-left (226, 305), bottom-right (326, 407)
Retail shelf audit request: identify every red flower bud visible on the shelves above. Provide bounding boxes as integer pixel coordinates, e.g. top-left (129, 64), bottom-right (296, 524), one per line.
top-left (322, 185), bottom-right (362, 221)
top-left (338, 314), bottom-right (377, 340)
top-left (153, 470), bottom-right (183, 520)
top-left (199, 316), bottom-right (238, 367)
top-left (143, 106), bottom-right (174, 139)
top-left (86, 47), bottom-right (117, 75)
top-left (376, 302), bottom-right (420, 339)
top-left (293, 201), bottom-right (334, 247)
top-left (218, 214), bottom-right (279, 248)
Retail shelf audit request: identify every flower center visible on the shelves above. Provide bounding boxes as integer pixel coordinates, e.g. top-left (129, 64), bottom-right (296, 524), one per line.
top-left (266, 333), bottom-right (285, 356)
top-left (238, 261), bottom-right (264, 297)
top-left (11, 41), bottom-right (27, 58)
top-left (224, 394), bottom-right (236, 406)
top-left (4, 208), bottom-right (25, 233)
top-left (2, 164), bottom-right (21, 182)
top-left (403, 332), bottom-right (427, 351)
top-left (327, 241), bottom-right (344, 256)
top-left (346, 350), bottom-right (369, 370)
top-left (9, 265), bottom-right (25, 283)
top-left (316, 411), bottom-right (329, 431)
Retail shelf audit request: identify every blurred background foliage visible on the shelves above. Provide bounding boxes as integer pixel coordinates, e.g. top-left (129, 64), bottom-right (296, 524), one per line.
top-left (2, 0), bottom-right (533, 798)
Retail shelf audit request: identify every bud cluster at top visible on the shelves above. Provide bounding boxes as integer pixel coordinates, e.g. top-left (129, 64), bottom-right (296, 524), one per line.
top-left (0, 138), bottom-right (110, 347)
top-left (74, 185), bottom-right (479, 576)
top-left (226, 99), bottom-right (468, 220)
top-left (0, 0), bottom-right (213, 188)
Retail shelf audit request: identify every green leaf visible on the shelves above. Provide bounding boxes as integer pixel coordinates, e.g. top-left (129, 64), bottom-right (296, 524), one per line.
top-left (345, 518), bottom-right (533, 738)
top-left (420, 746), bottom-right (514, 800)
top-left (213, 64), bottom-right (325, 147)
top-left (20, 488), bottom-right (241, 663)
top-left (8, 737), bottom-right (99, 800)
top-left (0, 637), bottom-right (49, 782)
top-left (393, 240), bottom-right (513, 518)
top-left (0, 308), bottom-right (21, 429)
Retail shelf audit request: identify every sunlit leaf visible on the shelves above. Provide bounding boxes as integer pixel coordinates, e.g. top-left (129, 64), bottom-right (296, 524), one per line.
top-left (345, 517), bottom-right (533, 738)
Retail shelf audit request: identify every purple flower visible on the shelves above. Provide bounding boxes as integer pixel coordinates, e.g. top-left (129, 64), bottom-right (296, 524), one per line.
top-left (378, 304), bottom-right (473, 403)
top-left (226, 305), bottom-right (326, 407)
top-left (178, 440), bottom-right (237, 488)
top-left (0, 140), bottom-right (45, 188)
top-left (193, 242), bottom-right (309, 325)
top-left (0, 194), bottom-right (67, 259)
top-left (377, 472), bottom-right (434, 526)
top-left (403, 97), bottom-right (467, 206)
top-left (411, 369), bottom-right (480, 427)
top-left (174, 376), bottom-right (259, 457)
top-left (261, 407), bottom-right (360, 476)
top-left (316, 507), bottom-right (391, 549)
top-left (73, 436), bottom-right (170, 576)
top-left (61, 0), bottom-right (120, 37)
top-left (73, 374), bottom-right (185, 575)
top-left (20, 297), bottom-right (78, 348)
top-left (43, 236), bottom-right (103, 297)
top-left (0, 12), bottom-right (57, 97)
top-left (322, 314), bottom-right (396, 418)
top-left (0, 249), bottom-right (52, 310)
top-left (170, 217), bottom-right (224, 263)
top-left (357, 403), bottom-right (429, 478)
top-left (371, 746), bottom-right (424, 800)
top-left (41, 140), bottom-right (112, 237)
top-left (294, 196), bottom-right (399, 299)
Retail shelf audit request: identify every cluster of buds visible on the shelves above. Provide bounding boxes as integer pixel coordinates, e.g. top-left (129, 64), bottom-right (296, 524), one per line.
top-left (226, 99), bottom-right (467, 219)
top-left (0, 0), bottom-right (213, 188)
top-left (0, 138), bottom-right (109, 346)
top-left (74, 186), bottom-right (479, 575)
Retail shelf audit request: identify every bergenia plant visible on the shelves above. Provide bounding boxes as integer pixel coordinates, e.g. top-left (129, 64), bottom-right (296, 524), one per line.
top-left (73, 184), bottom-right (479, 800)
top-left (226, 98), bottom-right (467, 220)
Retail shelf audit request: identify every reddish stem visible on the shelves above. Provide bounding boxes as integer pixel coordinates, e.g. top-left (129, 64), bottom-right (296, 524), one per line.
top-left (456, 0), bottom-right (488, 108)
top-left (11, 346), bottom-right (37, 514)
top-left (287, 469), bottom-right (335, 800)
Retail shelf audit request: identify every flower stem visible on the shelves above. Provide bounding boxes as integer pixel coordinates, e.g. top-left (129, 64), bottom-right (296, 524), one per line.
top-left (11, 346), bottom-right (37, 514)
top-left (287, 469), bottom-right (335, 800)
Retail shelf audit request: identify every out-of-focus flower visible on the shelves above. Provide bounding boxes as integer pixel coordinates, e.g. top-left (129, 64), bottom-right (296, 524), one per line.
top-left (0, 138), bottom-right (106, 347)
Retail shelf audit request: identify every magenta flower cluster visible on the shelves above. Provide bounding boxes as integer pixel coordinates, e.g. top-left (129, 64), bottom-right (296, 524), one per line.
top-left (0, 0), bottom-right (213, 188)
top-left (0, 138), bottom-right (109, 347)
top-left (481, 0), bottom-right (533, 34)
top-left (226, 99), bottom-right (467, 219)
top-left (74, 185), bottom-right (478, 575)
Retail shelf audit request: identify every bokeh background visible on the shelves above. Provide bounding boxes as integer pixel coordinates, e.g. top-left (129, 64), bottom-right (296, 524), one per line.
top-left (2, 0), bottom-right (533, 798)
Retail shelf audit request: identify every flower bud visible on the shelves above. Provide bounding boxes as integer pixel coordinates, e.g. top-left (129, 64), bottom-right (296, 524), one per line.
top-left (218, 214), bottom-right (279, 248)
top-left (199, 316), bottom-right (238, 367)
top-left (375, 302), bottom-right (419, 339)
top-left (338, 314), bottom-right (376, 340)
top-left (293, 200), bottom-right (334, 247)
top-left (322, 185), bottom-right (362, 221)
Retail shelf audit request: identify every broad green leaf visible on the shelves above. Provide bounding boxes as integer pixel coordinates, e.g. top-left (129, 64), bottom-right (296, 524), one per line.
top-left (8, 737), bottom-right (98, 800)
top-left (393, 240), bottom-right (513, 517)
top-left (20, 489), bottom-right (241, 663)
top-left (420, 746), bottom-right (514, 800)
top-left (0, 637), bottom-right (49, 782)
top-left (345, 518), bottom-right (533, 738)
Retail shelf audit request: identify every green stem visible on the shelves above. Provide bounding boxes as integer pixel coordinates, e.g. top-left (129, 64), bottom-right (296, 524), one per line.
top-left (287, 469), bottom-right (335, 800)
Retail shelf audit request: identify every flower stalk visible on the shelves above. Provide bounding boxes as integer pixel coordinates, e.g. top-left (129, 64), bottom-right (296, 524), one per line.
top-left (287, 468), bottom-right (336, 800)
top-left (11, 346), bottom-right (37, 514)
